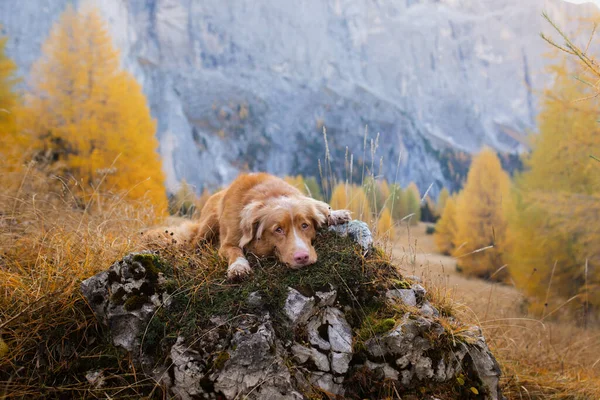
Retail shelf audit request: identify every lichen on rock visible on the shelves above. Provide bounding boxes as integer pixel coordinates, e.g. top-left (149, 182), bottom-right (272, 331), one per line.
top-left (81, 221), bottom-right (502, 399)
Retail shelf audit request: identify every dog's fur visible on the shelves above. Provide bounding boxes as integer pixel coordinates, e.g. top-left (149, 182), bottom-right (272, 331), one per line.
top-left (148, 173), bottom-right (351, 280)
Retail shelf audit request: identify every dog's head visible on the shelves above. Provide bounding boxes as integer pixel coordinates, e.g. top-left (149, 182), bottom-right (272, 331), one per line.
top-left (239, 196), bottom-right (329, 269)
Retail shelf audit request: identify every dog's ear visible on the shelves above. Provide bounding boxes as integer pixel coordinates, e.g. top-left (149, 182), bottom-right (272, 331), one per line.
top-left (239, 201), bottom-right (266, 249)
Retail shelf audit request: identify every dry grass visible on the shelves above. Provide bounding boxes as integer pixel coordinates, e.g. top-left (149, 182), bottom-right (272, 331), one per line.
top-left (391, 223), bottom-right (600, 400)
top-left (1, 161), bottom-right (599, 399)
top-left (0, 164), bottom-right (161, 398)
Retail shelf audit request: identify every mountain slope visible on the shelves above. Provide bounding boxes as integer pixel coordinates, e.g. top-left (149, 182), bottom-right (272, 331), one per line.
top-left (0, 0), bottom-right (595, 194)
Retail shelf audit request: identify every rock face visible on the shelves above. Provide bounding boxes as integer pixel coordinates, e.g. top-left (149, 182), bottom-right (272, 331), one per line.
top-left (81, 222), bottom-right (501, 399)
top-left (0, 0), bottom-right (596, 194)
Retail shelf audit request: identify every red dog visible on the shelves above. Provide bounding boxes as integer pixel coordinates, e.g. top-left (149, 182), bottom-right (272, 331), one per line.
top-left (154, 173), bottom-right (351, 280)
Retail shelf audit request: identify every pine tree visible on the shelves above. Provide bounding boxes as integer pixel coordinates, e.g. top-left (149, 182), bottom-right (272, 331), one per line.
top-left (0, 33), bottom-right (21, 165)
top-left (453, 148), bottom-right (513, 280)
top-left (23, 5), bottom-right (167, 212)
top-left (434, 195), bottom-right (458, 255)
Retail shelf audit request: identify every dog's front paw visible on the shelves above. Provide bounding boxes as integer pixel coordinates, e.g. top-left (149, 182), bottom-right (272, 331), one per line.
top-left (227, 257), bottom-right (253, 281)
top-left (328, 209), bottom-right (352, 226)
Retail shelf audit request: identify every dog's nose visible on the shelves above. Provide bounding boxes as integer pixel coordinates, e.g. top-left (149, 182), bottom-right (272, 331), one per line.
top-left (293, 251), bottom-right (310, 265)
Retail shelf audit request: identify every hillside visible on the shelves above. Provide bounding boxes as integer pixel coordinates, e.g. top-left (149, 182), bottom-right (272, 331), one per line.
top-left (0, 0), bottom-right (596, 194)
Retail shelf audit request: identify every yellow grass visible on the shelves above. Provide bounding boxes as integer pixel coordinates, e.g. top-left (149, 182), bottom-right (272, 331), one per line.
top-left (1, 165), bottom-right (599, 399)
top-left (0, 165), bottom-right (159, 397)
top-left (391, 222), bottom-right (600, 399)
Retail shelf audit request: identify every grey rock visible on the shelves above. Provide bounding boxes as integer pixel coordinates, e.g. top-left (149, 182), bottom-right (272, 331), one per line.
top-left (330, 352), bottom-right (352, 375)
top-left (171, 337), bottom-right (206, 400)
top-left (315, 286), bottom-right (337, 307)
top-left (309, 372), bottom-right (342, 396)
top-left (247, 291), bottom-right (265, 308)
top-left (291, 344), bottom-right (330, 372)
top-left (420, 301), bottom-right (440, 317)
top-left (387, 288), bottom-right (417, 307)
top-left (329, 220), bottom-right (373, 251)
top-left (307, 314), bottom-right (331, 351)
top-left (284, 287), bottom-right (316, 324)
top-left (411, 284), bottom-right (427, 303)
top-left (214, 319), bottom-right (301, 399)
top-left (81, 250), bottom-right (503, 399)
top-left (324, 307), bottom-right (353, 354)
top-left (365, 360), bottom-right (400, 380)
top-left (80, 252), bottom-right (165, 353)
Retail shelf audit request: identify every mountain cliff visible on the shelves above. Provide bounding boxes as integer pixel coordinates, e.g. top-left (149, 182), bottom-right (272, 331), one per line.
top-left (0, 0), bottom-right (595, 194)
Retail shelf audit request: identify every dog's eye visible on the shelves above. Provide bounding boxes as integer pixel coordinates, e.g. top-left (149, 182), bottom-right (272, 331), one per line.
top-left (301, 223), bottom-right (309, 230)
top-left (275, 227), bottom-right (284, 234)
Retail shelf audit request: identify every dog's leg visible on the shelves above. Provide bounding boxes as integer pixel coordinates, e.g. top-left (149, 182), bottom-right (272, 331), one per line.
top-left (220, 244), bottom-right (253, 280)
top-left (312, 199), bottom-right (351, 226)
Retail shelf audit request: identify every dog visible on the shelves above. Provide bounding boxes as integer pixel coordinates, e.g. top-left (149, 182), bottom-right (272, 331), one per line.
top-left (149, 173), bottom-right (351, 280)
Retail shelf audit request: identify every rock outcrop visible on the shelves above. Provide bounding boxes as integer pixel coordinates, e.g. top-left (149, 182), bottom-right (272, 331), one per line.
top-left (82, 221), bottom-right (502, 399)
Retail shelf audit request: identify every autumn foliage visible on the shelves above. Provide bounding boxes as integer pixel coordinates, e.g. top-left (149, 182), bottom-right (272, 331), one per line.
top-left (434, 195), bottom-right (457, 256)
top-left (508, 57), bottom-right (600, 318)
top-left (20, 6), bottom-right (167, 212)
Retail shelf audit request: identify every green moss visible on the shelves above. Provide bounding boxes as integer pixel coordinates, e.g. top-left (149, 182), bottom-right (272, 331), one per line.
top-left (391, 279), bottom-right (411, 289)
top-left (123, 294), bottom-right (149, 311)
top-left (373, 318), bottom-right (396, 334)
top-left (212, 351), bottom-right (230, 370)
top-left (132, 253), bottom-right (163, 281)
top-left (110, 287), bottom-right (127, 305)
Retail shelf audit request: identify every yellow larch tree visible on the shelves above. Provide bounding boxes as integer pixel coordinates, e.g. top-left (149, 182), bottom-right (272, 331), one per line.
top-left (453, 148), bottom-right (513, 280)
top-left (0, 32), bottom-right (21, 166)
top-left (508, 57), bottom-right (600, 315)
top-left (437, 188), bottom-right (450, 216)
top-left (434, 195), bottom-right (458, 255)
top-left (376, 207), bottom-right (395, 241)
top-left (22, 5), bottom-right (167, 212)
top-left (405, 182), bottom-right (421, 226)
top-left (330, 183), bottom-right (372, 224)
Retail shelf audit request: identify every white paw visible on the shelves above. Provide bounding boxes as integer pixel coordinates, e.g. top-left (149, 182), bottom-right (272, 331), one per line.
top-left (227, 257), bottom-right (253, 281)
top-left (328, 209), bottom-right (352, 226)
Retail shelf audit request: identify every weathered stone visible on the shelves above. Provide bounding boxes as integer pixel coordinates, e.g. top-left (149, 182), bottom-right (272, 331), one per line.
top-left (366, 360), bottom-right (400, 380)
top-left (387, 288), bottom-right (418, 307)
top-left (307, 314), bottom-right (331, 351)
top-left (411, 283), bottom-right (427, 303)
top-left (284, 287), bottom-right (316, 324)
top-left (328, 220), bottom-right (373, 251)
top-left (81, 222), bottom-right (502, 400)
top-left (315, 286), bottom-right (337, 306)
top-left (291, 344), bottom-right (330, 372)
top-left (80, 252), bottom-right (166, 353)
top-left (309, 372), bottom-right (342, 395)
top-left (420, 300), bottom-right (440, 317)
top-left (213, 318), bottom-right (301, 400)
top-left (247, 291), bottom-right (265, 308)
top-left (170, 337), bottom-right (205, 400)
top-left (324, 307), bottom-right (353, 354)
top-left (330, 352), bottom-right (352, 375)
